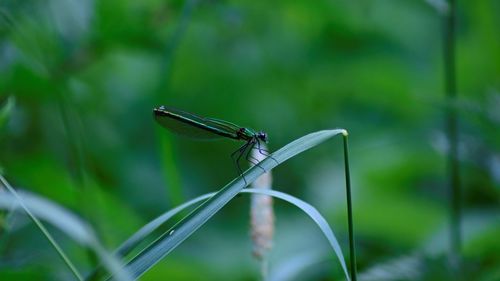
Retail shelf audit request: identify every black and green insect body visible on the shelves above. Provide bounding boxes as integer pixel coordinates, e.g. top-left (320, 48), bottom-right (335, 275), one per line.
top-left (153, 105), bottom-right (271, 179)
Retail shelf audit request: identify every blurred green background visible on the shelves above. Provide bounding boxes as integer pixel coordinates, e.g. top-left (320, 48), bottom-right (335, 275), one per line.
top-left (1, 0), bottom-right (499, 280)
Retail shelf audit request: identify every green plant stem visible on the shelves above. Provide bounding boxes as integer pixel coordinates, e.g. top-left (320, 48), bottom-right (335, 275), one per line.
top-left (155, 0), bottom-right (199, 207)
top-left (157, 0), bottom-right (198, 92)
top-left (342, 132), bottom-right (357, 281)
top-left (443, 0), bottom-right (461, 269)
top-left (56, 88), bottom-right (99, 267)
top-left (0, 175), bottom-right (84, 281)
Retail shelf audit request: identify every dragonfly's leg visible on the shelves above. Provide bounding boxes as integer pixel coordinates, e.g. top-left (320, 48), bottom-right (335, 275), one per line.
top-left (248, 155), bottom-right (269, 173)
top-left (244, 141), bottom-right (260, 164)
top-left (242, 140), bottom-right (254, 161)
top-left (231, 143), bottom-right (248, 159)
top-left (238, 144), bottom-right (254, 185)
top-left (252, 144), bottom-right (270, 154)
top-left (246, 141), bottom-right (267, 173)
top-left (232, 142), bottom-right (251, 184)
top-left (255, 139), bottom-right (279, 165)
top-left (246, 156), bottom-right (260, 167)
top-left (252, 147), bottom-right (271, 155)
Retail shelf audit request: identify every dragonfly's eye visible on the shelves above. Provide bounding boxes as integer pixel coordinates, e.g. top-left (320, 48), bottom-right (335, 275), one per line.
top-left (258, 132), bottom-right (268, 143)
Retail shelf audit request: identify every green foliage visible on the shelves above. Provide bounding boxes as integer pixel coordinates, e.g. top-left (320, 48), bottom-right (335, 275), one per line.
top-left (1, 0), bottom-right (499, 280)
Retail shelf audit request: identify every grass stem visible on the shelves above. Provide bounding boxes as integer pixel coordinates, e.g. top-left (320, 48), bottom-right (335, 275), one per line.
top-left (443, 0), bottom-right (461, 271)
top-left (342, 132), bottom-right (357, 281)
top-left (0, 175), bottom-right (84, 281)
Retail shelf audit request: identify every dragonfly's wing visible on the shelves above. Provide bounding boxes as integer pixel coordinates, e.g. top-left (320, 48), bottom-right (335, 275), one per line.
top-left (204, 118), bottom-right (243, 133)
top-left (205, 117), bottom-right (259, 141)
top-left (154, 106), bottom-right (239, 140)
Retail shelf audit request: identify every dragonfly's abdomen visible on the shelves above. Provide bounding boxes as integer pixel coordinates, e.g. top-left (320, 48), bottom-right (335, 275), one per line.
top-left (155, 108), bottom-right (238, 139)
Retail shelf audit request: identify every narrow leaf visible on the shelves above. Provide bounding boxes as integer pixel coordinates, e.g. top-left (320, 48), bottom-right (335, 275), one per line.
top-left (119, 129), bottom-right (346, 280)
top-left (0, 182), bottom-right (133, 281)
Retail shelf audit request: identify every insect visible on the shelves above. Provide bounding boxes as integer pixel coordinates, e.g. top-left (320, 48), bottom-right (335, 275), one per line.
top-left (153, 105), bottom-right (273, 181)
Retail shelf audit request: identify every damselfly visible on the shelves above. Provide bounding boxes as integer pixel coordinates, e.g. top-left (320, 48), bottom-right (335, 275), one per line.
top-left (153, 106), bottom-right (273, 180)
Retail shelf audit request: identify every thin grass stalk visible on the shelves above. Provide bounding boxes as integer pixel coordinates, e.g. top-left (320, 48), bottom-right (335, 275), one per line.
top-left (343, 132), bottom-right (357, 281)
top-left (157, 0), bottom-right (199, 90)
top-left (155, 0), bottom-right (199, 206)
top-left (443, 0), bottom-right (461, 270)
top-left (56, 91), bottom-right (86, 185)
top-left (56, 88), bottom-right (100, 267)
top-left (0, 175), bottom-right (84, 281)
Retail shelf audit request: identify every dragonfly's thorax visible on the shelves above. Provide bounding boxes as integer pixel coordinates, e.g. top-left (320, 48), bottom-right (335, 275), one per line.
top-left (236, 127), bottom-right (255, 141)
top-left (236, 128), bottom-right (269, 144)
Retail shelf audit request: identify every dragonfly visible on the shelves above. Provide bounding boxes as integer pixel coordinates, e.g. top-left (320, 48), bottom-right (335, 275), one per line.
top-left (153, 105), bottom-right (274, 181)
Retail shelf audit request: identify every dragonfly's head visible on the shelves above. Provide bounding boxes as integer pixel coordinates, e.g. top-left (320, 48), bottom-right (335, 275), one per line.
top-left (256, 131), bottom-right (268, 143)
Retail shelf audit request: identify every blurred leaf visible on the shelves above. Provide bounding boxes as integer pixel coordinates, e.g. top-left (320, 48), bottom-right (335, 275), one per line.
top-left (268, 250), bottom-right (327, 281)
top-left (0, 96), bottom-right (14, 131)
top-left (0, 177), bottom-right (132, 281)
top-left (423, 0), bottom-right (449, 14)
top-left (358, 254), bottom-right (424, 281)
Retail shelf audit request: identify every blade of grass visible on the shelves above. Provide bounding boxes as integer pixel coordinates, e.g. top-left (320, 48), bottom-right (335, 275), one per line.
top-left (56, 84), bottom-right (102, 269)
top-left (155, 0), bottom-right (200, 207)
top-left (343, 132), bottom-right (357, 281)
top-left (115, 194), bottom-right (213, 257)
top-left (252, 188), bottom-right (350, 280)
top-left (0, 176), bottom-right (133, 281)
top-left (105, 188), bottom-right (350, 281)
top-left (113, 129), bottom-right (348, 280)
top-left (86, 193), bottom-right (214, 281)
top-left (0, 175), bottom-right (84, 281)
top-left (442, 0), bottom-right (461, 271)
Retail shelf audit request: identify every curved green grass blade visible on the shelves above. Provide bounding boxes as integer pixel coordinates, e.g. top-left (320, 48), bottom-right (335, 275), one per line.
top-left (116, 129), bottom-right (346, 280)
top-left (254, 188), bottom-right (349, 280)
top-left (0, 177), bottom-right (133, 281)
top-left (107, 187), bottom-right (350, 280)
top-left (115, 194), bottom-right (213, 257)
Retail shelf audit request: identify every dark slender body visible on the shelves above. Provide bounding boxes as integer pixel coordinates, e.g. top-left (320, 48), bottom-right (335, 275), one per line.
top-left (153, 106), bottom-right (273, 181)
